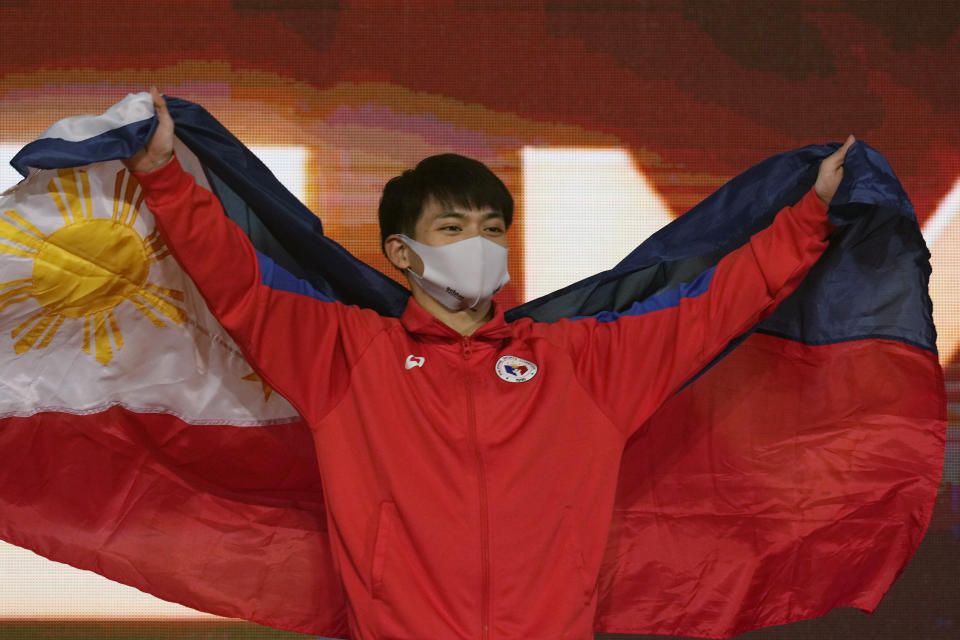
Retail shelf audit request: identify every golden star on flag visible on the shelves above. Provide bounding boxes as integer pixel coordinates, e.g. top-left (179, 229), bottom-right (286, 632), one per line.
top-left (242, 371), bottom-right (274, 402)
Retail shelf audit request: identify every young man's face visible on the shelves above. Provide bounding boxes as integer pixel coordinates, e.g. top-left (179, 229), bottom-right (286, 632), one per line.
top-left (394, 195), bottom-right (508, 277)
top-left (383, 194), bottom-right (509, 279)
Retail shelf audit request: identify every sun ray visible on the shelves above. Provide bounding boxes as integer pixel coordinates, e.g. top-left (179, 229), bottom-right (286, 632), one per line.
top-left (48, 179), bottom-right (74, 225)
top-left (11, 308), bottom-right (45, 339)
top-left (0, 285), bottom-right (33, 312)
top-left (79, 170), bottom-right (93, 221)
top-left (0, 244), bottom-right (37, 259)
top-left (57, 169), bottom-right (89, 221)
top-left (143, 281), bottom-right (185, 302)
top-left (133, 289), bottom-right (187, 325)
top-left (57, 169), bottom-right (93, 220)
top-left (112, 170), bottom-right (125, 220)
top-left (36, 314), bottom-right (65, 350)
top-left (0, 294), bottom-right (32, 313)
top-left (128, 294), bottom-right (169, 328)
top-left (92, 310), bottom-right (112, 365)
top-left (0, 213), bottom-right (44, 256)
top-left (3, 210), bottom-right (46, 240)
top-left (0, 278), bottom-right (31, 289)
top-left (106, 308), bottom-right (123, 351)
top-left (13, 311), bottom-right (58, 354)
top-left (82, 314), bottom-right (91, 355)
top-left (144, 228), bottom-right (162, 250)
top-left (147, 247), bottom-right (170, 263)
top-left (127, 188), bottom-right (145, 228)
top-left (143, 229), bottom-right (170, 263)
top-left (117, 171), bottom-right (140, 226)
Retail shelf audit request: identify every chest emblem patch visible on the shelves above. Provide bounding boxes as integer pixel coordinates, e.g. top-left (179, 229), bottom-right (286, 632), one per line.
top-left (495, 355), bottom-right (538, 383)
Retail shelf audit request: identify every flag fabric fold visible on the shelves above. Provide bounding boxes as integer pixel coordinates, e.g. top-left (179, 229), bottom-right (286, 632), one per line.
top-left (0, 93), bottom-right (946, 638)
top-left (507, 139), bottom-right (944, 636)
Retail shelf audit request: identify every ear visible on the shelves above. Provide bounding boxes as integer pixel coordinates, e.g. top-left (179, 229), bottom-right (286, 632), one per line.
top-left (384, 234), bottom-right (412, 271)
top-left (385, 235), bottom-right (425, 275)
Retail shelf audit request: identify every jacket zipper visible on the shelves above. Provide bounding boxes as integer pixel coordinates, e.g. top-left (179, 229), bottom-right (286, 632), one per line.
top-left (462, 336), bottom-right (490, 640)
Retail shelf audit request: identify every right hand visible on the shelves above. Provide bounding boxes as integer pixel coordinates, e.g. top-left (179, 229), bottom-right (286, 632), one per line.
top-left (123, 87), bottom-right (174, 173)
top-left (813, 135), bottom-right (855, 206)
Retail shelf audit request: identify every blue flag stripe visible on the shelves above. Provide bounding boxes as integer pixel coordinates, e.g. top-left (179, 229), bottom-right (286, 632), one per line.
top-left (571, 266), bottom-right (715, 323)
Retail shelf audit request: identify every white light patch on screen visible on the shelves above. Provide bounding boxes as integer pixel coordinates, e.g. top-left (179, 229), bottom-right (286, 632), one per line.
top-left (249, 145), bottom-right (307, 202)
top-left (521, 147), bottom-right (673, 302)
top-left (925, 177), bottom-right (960, 364)
top-left (0, 144), bottom-right (27, 193)
top-left (0, 541), bottom-right (216, 619)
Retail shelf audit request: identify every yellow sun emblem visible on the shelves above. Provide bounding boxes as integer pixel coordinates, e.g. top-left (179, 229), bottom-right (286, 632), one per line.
top-left (0, 167), bottom-right (186, 365)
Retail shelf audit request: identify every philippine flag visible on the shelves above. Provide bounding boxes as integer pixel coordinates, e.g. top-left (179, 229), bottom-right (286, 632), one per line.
top-left (0, 92), bottom-right (947, 639)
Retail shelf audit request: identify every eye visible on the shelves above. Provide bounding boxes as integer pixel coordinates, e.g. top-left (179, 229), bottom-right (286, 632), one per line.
top-left (439, 224), bottom-right (461, 232)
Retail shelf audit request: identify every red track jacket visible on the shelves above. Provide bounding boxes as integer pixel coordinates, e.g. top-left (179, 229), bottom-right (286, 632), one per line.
top-left (137, 157), bottom-right (831, 640)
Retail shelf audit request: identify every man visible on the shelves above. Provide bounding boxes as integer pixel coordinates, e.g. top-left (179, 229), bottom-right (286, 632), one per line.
top-left (126, 87), bottom-right (853, 640)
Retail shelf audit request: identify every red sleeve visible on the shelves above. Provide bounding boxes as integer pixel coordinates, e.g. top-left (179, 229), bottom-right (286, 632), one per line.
top-left (134, 156), bottom-right (384, 421)
top-left (545, 188), bottom-right (832, 438)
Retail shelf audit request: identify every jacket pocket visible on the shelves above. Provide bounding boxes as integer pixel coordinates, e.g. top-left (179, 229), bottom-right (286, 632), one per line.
top-left (562, 505), bottom-right (594, 605)
top-left (371, 501), bottom-right (398, 601)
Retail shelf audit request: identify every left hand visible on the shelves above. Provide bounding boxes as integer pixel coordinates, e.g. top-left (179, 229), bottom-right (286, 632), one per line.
top-left (814, 135), bottom-right (855, 206)
top-left (123, 87), bottom-right (174, 174)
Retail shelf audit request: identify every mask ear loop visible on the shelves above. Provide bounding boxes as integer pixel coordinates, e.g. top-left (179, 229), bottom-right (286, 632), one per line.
top-left (394, 234), bottom-right (423, 276)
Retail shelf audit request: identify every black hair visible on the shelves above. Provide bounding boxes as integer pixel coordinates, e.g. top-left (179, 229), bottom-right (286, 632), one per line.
top-left (378, 153), bottom-right (513, 248)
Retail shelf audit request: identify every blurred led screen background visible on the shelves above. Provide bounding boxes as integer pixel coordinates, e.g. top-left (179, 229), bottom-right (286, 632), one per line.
top-left (0, 1), bottom-right (957, 638)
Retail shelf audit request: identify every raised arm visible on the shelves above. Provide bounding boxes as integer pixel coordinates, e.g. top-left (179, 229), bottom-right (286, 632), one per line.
top-left (553, 138), bottom-right (854, 437)
top-left (126, 89), bottom-right (384, 421)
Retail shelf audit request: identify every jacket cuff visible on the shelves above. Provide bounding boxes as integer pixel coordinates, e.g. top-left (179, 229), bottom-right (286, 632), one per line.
top-left (133, 154), bottom-right (191, 202)
top-left (797, 187), bottom-right (835, 237)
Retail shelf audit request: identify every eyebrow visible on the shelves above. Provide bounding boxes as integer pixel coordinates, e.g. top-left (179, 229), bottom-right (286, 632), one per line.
top-left (435, 211), bottom-right (504, 221)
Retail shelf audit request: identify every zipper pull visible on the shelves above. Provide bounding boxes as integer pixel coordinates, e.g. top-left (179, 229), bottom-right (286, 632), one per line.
top-left (461, 336), bottom-right (472, 360)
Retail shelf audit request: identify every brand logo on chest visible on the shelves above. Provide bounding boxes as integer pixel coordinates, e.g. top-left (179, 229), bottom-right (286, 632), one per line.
top-left (494, 355), bottom-right (538, 383)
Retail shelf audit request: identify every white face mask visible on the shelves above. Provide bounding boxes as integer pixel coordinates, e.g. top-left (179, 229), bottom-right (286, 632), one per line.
top-left (398, 234), bottom-right (510, 311)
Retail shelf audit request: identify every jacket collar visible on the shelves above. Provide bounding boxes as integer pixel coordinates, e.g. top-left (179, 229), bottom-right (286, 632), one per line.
top-left (399, 296), bottom-right (513, 341)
